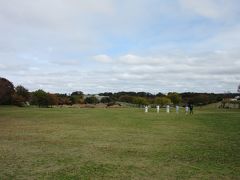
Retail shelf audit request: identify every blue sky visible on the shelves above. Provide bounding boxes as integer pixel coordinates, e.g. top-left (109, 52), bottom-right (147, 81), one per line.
top-left (0, 0), bottom-right (240, 93)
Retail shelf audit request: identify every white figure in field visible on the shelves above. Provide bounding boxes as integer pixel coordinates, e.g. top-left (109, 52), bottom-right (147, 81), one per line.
top-left (145, 106), bottom-right (148, 113)
top-left (166, 105), bottom-right (170, 113)
top-left (176, 105), bottom-right (179, 113)
top-left (185, 105), bottom-right (189, 114)
top-left (157, 105), bottom-right (160, 113)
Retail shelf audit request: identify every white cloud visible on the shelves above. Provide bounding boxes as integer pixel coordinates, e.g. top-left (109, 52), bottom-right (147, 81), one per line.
top-left (1, 49), bottom-right (239, 93)
top-left (93, 54), bottom-right (112, 63)
top-left (51, 59), bottom-right (81, 66)
top-left (206, 25), bottom-right (240, 49)
top-left (0, 0), bottom-right (239, 93)
top-left (0, 0), bottom-right (114, 26)
top-left (118, 54), bottom-right (174, 66)
top-left (179, 0), bottom-right (239, 20)
top-left (0, 63), bottom-right (6, 69)
top-left (179, 0), bottom-right (221, 19)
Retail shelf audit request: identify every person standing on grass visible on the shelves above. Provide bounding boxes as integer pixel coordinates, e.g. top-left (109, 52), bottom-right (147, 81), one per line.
top-left (145, 105), bottom-right (148, 113)
top-left (185, 105), bottom-right (189, 114)
top-left (189, 104), bottom-right (193, 114)
top-left (157, 105), bottom-right (160, 113)
top-left (166, 105), bottom-right (170, 113)
top-left (176, 105), bottom-right (179, 113)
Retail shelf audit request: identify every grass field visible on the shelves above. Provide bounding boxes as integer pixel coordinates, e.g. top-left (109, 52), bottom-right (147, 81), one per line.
top-left (0, 106), bottom-right (239, 179)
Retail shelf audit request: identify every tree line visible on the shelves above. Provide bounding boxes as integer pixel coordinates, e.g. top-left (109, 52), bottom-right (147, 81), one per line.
top-left (0, 77), bottom-right (239, 107)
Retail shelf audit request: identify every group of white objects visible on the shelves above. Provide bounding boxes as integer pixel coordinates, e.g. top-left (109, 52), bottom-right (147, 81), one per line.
top-left (144, 105), bottom-right (189, 114)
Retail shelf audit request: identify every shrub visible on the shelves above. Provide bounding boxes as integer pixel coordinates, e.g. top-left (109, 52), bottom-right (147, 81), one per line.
top-left (84, 96), bottom-right (99, 104)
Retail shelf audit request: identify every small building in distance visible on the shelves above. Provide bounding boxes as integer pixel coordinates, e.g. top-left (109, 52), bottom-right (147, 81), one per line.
top-left (83, 94), bottom-right (109, 101)
top-left (220, 96), bottom-right (240, 109)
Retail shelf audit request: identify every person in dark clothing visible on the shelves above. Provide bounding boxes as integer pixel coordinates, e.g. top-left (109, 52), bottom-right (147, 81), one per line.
top-left (189, 104), bottom-right (193, 114)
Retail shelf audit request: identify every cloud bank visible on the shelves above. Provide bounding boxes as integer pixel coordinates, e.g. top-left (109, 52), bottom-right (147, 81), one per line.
top-left (0, 0), bottom-right (239, 93)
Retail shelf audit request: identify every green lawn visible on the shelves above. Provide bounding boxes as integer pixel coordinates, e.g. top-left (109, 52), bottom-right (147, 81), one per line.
top-left (0, 107), bottom-right (239, 179)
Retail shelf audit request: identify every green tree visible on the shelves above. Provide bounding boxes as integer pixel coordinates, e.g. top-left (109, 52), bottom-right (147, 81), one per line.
top-left (133, 97), bottom-right (149, 106)
top-left (70, 95), bottom-right (84, 104)
top-left (154, 97), bottom-right (171, 107)
top-left (31, 89), bottom-right (49, 107)
top-left (15, 85), bottom-right (30, 101)
top-left (70, 91), bottom-right (84, 104)
top-left (119, 95), bottom-right (134, 103)
top-left (167, 92), bottom-right (182, 105)
top-left (156, 92), bottom-right (165, 97)
top-left (71, 91), bottom-right (84, 97)
top-left (84, 96), bottom-right (99, 104)
top-left (100, 97), bottom-right (112, 103)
